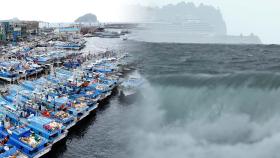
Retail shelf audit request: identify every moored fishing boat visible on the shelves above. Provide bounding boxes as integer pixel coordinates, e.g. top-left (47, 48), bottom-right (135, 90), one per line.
top-left (0, 93), bottom-right (67, 145)
top-left (26, 100), bottom-right (76, 130)
top-left (26, 78), bottom-right (89, 122)
top-left (0, 109), bottom-right (51, 158)
top-left (27, 116), bottom-right (67, 144)
top-left (8, 84), bottom-right (76, 130)
top-left (0, 61), bottom-right (20, 82)
top-left (54, 41), bottom-right (85, 50)
top-left (0, 34), bottom-right (129, 157)
top-left (0, 142), bottom-right (24, 158)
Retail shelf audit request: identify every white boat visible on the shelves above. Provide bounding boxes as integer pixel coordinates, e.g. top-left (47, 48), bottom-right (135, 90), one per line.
top-left (119, 72), bottom-right (144, 99)
top-left (122, 35), bottom-right (128, 41)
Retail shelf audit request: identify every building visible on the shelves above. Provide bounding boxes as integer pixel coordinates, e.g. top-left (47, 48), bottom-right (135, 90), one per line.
top-left (0, 21), bottom-right (39, 42)
top-left (24, 21), bottom-right (39, 35)
top-left (0, 22), bottom-right (13, 41)
top-left (54, 27), bottom-right (80, 34)
top-left (0, 24), bottom-right (4, 41)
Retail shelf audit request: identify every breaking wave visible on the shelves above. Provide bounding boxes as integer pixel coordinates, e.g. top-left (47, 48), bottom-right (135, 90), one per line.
top-left (123, 80), bottom-right (280, 158)
top-left (147, 72), bottom-right (280, 89)
top-left (120, 42), bottom-right (280, 158)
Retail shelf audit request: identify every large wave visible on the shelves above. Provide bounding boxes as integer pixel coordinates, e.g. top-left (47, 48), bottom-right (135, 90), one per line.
top-left (147, 72), bottom-right (280, 89)
top-left (122, 79), bottom-right (280, 158)
top-left (120, 42), bottom-right (280, 158)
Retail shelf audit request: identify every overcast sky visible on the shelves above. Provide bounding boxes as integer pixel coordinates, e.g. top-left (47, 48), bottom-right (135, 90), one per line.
top-left (0, 0), bottom-right (279, 44)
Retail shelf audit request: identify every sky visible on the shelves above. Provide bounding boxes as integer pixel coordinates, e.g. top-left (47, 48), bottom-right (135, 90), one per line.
top-left (0, 0), bottom-right (279, 44)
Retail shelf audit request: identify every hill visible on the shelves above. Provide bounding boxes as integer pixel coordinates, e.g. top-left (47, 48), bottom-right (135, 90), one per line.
top-left (75, 13), bottom-right (98, 23)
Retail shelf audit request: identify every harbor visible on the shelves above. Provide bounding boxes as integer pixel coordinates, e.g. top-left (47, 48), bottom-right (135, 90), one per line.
top-left (1, 0), bottom-right (279, 157)
top-left (0, 19), bottom-right (137, 158)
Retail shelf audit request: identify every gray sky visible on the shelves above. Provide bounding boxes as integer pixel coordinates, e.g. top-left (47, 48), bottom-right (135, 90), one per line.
top-left (0, 0), bottom-right (279, 44)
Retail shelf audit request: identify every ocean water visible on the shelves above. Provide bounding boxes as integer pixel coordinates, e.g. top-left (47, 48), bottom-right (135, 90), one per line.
top-left (124, 42), bottom-right (280, 158)
top-left (54, 37), bottom-right (280, 158)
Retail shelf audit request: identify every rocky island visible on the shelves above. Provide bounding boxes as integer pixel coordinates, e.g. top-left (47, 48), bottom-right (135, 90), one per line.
top-left (75, 13), bottom-right (98, 23)
top-left (127, 2), bottom-right (262, 44)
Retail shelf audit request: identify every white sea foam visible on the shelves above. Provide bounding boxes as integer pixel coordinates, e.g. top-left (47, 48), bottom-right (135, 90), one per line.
top-left (123, 82), bottom-right (280, 158)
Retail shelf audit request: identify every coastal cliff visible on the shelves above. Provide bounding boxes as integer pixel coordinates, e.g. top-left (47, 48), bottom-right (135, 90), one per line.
top-left (127, 2), bottom-right (262, 44)
top-left (127, 2), bottom-right (227, 35)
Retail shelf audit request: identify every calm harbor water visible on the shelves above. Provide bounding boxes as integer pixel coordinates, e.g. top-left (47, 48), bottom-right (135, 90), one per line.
top-left (51, 37), bottom-right (280, 158)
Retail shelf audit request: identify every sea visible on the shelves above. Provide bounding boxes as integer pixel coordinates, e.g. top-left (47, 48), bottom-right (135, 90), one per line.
top-left (50, 35), bottom-right (280, 158)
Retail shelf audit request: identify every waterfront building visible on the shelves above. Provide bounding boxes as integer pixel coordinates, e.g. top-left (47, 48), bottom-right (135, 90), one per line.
top-left (55, 27), bottom-right (80, 35)
top-left (0, 21), bottom-right (39, 42)
top-left (0, 22), bottom-right (12, 41)
top-left (0, 24), bottom-right (4, 41)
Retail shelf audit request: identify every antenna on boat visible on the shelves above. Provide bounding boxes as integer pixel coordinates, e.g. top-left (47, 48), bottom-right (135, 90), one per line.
top-left (16, 89), bottom-right (20, 111)
top-left (50, 64), bottom-right (55, 76)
